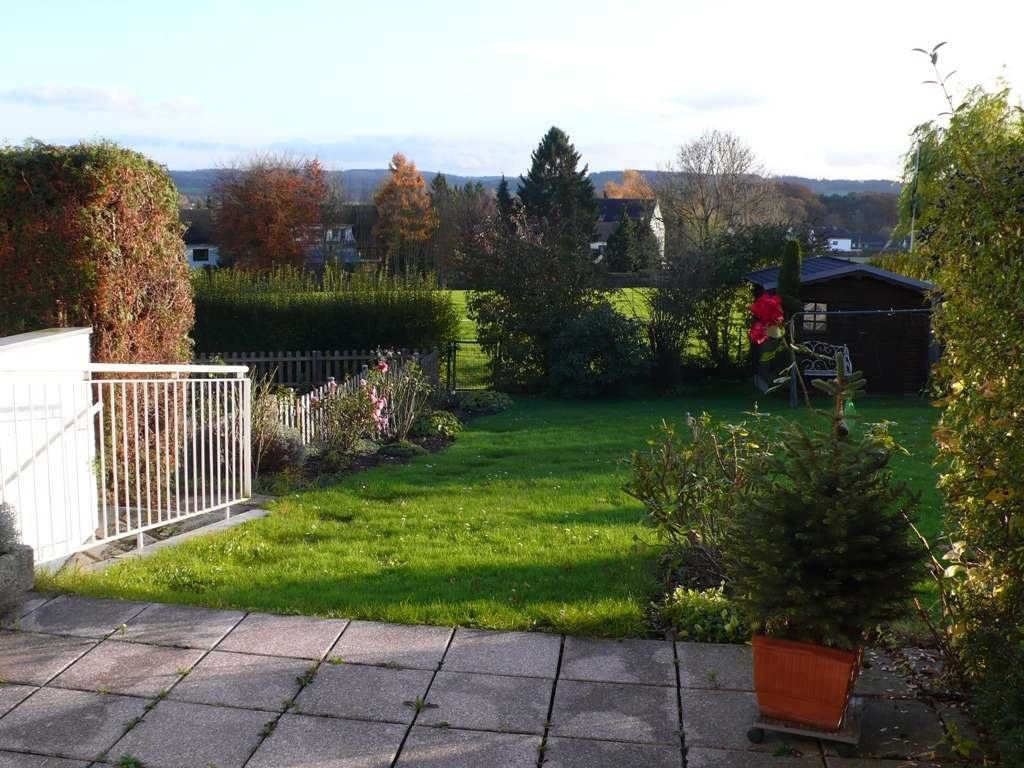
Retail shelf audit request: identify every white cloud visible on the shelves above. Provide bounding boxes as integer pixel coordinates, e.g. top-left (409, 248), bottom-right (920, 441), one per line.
top-left (0, 85), bottom-right (200, 117)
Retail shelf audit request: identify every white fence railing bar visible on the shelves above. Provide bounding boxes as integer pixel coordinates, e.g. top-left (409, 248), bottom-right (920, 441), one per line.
top-left (0, 363), bottom-right (251, 564)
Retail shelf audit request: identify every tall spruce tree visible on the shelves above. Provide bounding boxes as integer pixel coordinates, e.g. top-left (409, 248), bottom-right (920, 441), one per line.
top-left (495, 175), bottom-right (515, 232)
top-left (777, 239), bottom-right (803, 318)
top-left (517, 126), bottom-right (596, 239)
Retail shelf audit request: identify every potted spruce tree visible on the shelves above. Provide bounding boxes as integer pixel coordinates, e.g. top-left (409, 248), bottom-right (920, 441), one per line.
top-left (0, 503), bottom-right (34, 611)
top-left (734, 295), bottom-right (921, 730)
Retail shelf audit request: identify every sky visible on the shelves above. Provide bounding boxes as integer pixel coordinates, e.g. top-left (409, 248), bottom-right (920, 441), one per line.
top-left (1, 0), bottom-right (1021, 180)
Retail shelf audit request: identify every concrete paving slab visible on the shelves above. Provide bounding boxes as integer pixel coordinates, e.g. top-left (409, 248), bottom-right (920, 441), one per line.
top-left (13, 595), bottom-right (147, 639)
top-left (0, 687), bottom-right (148, 762)
top-left (247, 713), bottom-right (405, 768)
top-left (50, 640), bottom-right (202, 697)
top-left (677, 642), bottom-right (754, 691)
top-left (0, 592), bottom-right (55, 628)
top-left (823, 699), bottom-right (948, 761)
top-left (218, 612), bottom-right (348, 660)
top-left (396, 725), bottom-right (540, 767)
top-left (122, 603), bottom-right (244, 649)
top-left (294, 662), bottom-right (433, 723)
top-left (168, 650), bottom-right (308, 711)
top-left (561, 637), bottom-right (676, 687)
top-left (0, 631), bottom-right (95, 685)
top-left (110, 699), bottom-right (268, 768)
top-left (443, 628), bottom-right (560, 678)
top-left (679, 688), bottom-right (819, 754)
top-left (327, 620), bottom-right (451, 670)
top-left (825, 760), bottom-right (940, 768)
top-left (543, 736), bottom-right (683, 767)
top-left (855, 649), bottom-right (916, 698)
top-left (686, 748), bottom-right (825, 766)
top-left (0, 683), bottom-right (36, 716)
top-left (550, 679), bottom-right (680, 745)
top-left (0, 752), bottom-right (89, 767)
top-left (416, 670), bottom-right (552, 734)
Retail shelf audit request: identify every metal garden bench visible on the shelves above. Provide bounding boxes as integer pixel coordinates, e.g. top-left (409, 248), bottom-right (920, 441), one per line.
top-left (801, 341), bottom-right (853, 379)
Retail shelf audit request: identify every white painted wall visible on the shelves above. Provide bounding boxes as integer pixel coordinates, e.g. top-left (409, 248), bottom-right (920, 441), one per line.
top-left (828, 237), bottom-right (854, 252)
top-left (186, 244), bottom-right (220, 268)
top-left (0, 328), bottom-right (98, 563)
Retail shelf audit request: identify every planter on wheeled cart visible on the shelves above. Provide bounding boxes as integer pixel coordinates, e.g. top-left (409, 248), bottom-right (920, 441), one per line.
top-left (751, 635), bottom-right (862, 731)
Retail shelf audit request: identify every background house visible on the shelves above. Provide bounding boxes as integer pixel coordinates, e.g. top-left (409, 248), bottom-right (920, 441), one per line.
top-left (181, 209), bottom-right (219, 268)
top-left (591, 198), bottom-right (665, 263)
top-left (746, 256), bottom-right (936, 394)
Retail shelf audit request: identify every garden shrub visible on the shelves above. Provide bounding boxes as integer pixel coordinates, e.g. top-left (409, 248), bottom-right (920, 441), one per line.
top-left (898, 83), bottom-right (1024, 764)
top-left (451, 390), bottom-right (513, 414)
top-left (259, 427), bottom-right (305, 475)
top-left (251, 377), bottom-right (306, 476)
top-left (625, 412), bottom-right (771, 586)
top-left (662, 585), bottom-right (750, 644)
top-left (549, 303), bottom-right (647, 397)
top-left (192, 267), bottom-right (458, 353)
top-left (372, 359), bottom-right (434, 441)
top-left (378, 440), bottom-right (428, 459)
top-left (410, 410), bottom-right (462, 439)
top-left (0, 141), bottom-right (192, 362)
top-left (312, 384), bottom-right (383, 470)
top-left (0, 502), bottom-right (19, 553)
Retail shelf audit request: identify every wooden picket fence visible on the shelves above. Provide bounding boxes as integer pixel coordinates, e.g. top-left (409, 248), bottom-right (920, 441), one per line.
top-left (195, 349), bottom-right (434, 390)
top-left (274, 349), bottom-right (439, 445)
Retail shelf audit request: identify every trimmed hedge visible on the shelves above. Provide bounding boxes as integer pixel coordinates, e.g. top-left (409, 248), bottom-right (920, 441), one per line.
top-left (192, 267), bottom-right (459, 352)
top-left (0, 141), bottom-right (192, 362)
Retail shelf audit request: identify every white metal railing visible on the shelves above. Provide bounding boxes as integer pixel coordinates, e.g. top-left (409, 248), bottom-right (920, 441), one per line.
top-left (0, 363), bottom-right (251, 564)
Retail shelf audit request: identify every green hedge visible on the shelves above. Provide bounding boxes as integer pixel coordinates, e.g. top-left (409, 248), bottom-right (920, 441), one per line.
top-left (192, 267), bottom-right (459, 352)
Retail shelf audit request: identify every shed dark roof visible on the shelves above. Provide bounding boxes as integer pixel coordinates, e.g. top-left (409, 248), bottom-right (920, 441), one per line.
top-left (596, 197), bottom-right (655, 223)
top-left (745, 255), bottom-right (935, 293)
top-left (181, 208), bottom-right (214, 246)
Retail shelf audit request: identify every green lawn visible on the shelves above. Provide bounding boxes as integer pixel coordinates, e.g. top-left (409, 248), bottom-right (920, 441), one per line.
top-left (47, 389), bottom-right (941, 638)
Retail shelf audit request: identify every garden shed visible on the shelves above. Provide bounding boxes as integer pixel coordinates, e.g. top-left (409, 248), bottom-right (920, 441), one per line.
top-left (746, 256), bottom-right (937, 394)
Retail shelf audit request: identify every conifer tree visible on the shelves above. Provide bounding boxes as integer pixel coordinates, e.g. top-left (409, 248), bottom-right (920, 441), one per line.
top-left (517, 126), bottom-right (596, 240)
top-left (777, 238), bottom-right (803, 318)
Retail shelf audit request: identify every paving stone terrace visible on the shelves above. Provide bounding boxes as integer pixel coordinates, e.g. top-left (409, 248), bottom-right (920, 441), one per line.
top-left (0, 593), bottom-right (957, 767)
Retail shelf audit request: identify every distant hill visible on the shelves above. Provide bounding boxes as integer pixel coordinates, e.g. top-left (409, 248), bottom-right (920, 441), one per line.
top-left (171, 168), bottom-right (899, 203)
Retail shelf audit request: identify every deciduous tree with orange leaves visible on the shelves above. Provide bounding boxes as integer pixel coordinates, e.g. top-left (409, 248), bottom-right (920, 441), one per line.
top-left (213, 155), bottom-right (328, 270)
top-left (602, 169), bottom-right (654, 199)
top-left (373, 153), bottom-right (437, 273)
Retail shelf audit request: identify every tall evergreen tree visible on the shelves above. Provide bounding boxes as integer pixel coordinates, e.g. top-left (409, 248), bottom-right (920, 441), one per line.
top-left (517, 126), bottom-right (596, 239)
top-left (495, 175), bottom-right (515, 232)
top-left (777, 239), bottom-right (803, 318)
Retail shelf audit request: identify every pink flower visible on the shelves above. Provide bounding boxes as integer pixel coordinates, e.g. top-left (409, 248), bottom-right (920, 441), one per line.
top-left (375, 360), bottom-right (389, 373)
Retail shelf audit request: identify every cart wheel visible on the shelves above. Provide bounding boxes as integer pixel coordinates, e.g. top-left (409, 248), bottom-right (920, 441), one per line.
top-left (746, 727), bottom-right (765, 744)
top-left (835, 744), bottom-right (858, 758)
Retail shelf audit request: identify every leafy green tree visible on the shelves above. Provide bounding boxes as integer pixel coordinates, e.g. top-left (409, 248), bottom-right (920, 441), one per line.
top-left (776, 239), bottom-right (803, 318)
top-left (469, 128), bottom-right (601, 390)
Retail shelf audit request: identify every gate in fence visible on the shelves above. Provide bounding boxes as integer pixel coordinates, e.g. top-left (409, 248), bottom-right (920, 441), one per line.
top-left (0, 329), bottom-right (252, 564)
top-left (446, 340), bottom-right (489, 392)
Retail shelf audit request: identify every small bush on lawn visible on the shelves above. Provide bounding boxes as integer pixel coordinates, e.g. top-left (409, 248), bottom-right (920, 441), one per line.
top-left (312, 385), bottom-right (384, 471)
top-left (550, 303), bottom-right (647, 397)
top-left (625, 412), bottom-right (771, 587)
top-left (372, 359), bottom-right (434, 442)
top-left (410, 410), bottom-right (462, 439)
top-left (451, 390), bottom-right (513, 414)
top-left (378, 440), bottom-right (428, 459)
top-left (251, 378), bottom-right (307, 476)
top-left (192, 267), bottom-right (458, 353)
top-left (662, 585), bottom-right (750, 644)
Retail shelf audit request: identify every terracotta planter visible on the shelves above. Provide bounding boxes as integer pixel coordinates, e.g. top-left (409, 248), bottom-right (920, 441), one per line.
top-left (751, 635), bottom-right (862, 731)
